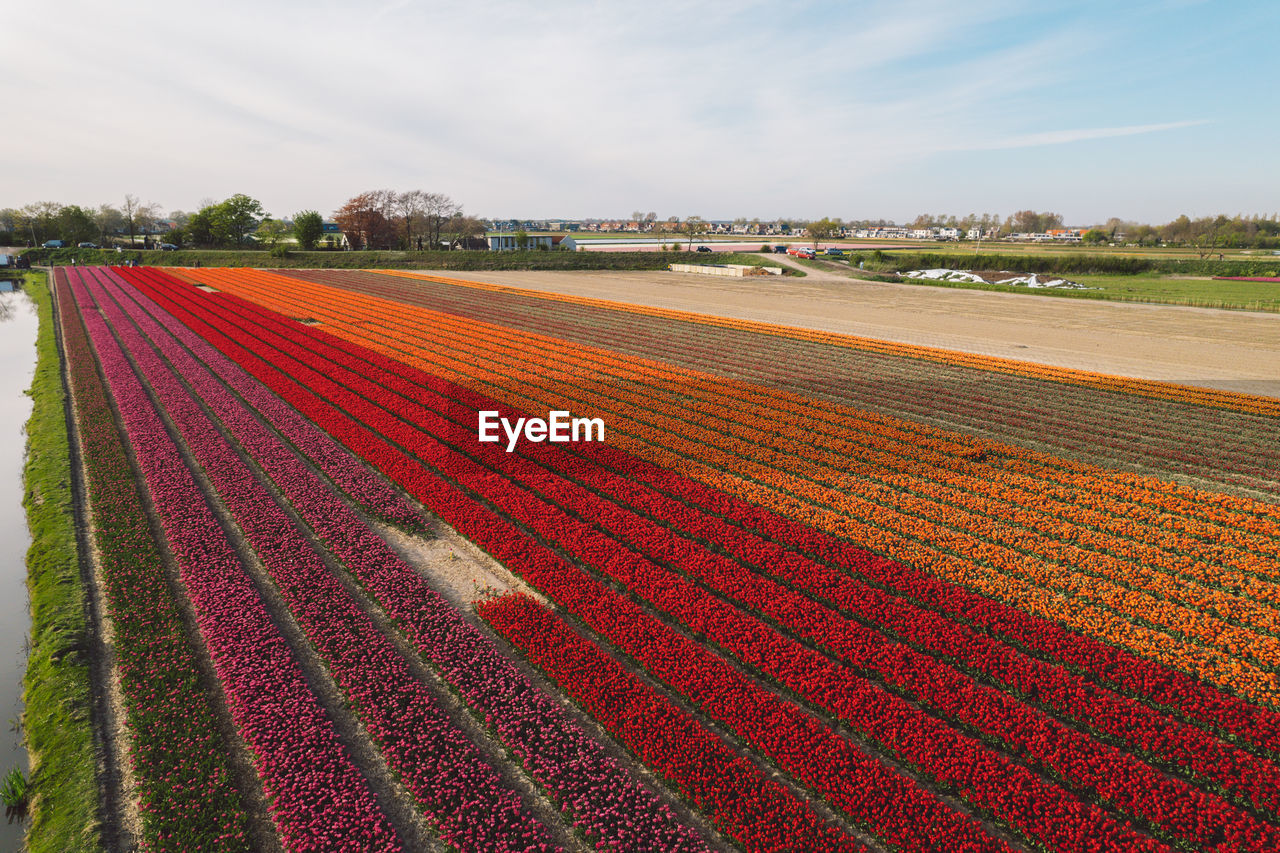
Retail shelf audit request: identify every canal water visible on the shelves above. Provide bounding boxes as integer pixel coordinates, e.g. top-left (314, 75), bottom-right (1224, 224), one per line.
top-left (0, 280), bottom-right (38, 849)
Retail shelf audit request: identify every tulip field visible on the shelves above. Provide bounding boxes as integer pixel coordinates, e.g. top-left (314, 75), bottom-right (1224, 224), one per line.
top-left (53, 264), bottom-right (1280, 851)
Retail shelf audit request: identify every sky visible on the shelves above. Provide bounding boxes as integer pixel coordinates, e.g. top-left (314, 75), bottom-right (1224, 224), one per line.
top-left (10, 0), bottom-right (1279, 225)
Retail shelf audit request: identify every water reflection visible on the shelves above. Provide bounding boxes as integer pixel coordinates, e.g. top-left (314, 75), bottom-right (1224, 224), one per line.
top-left (0, 288), bottom-right (37, 846)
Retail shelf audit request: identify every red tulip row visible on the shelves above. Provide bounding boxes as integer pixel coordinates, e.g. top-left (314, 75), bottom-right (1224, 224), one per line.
top-left (129, 268), bottom-right (1280, 837)
top-left (54, 270), bottom-right (253, 852)
top-left (82, 267), bottom-right (562, 852)
top-left (111, 267), bottom-right (875, 852)
top-left (480, 593), bottom-right (872, 853)
top-left (101, 267), bottom-right (712, 853)
top-left (120, 271), bottom-right (1196, 851)
top-left (65, 269), bottom-right (402, 852)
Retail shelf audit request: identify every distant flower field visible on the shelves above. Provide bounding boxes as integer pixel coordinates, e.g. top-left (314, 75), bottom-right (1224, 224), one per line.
top-left (54, 264), bottom-right (1280, 851)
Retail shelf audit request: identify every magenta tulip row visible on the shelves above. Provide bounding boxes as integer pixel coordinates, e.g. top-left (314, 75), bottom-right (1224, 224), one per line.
top-left (102, 266), bottom-right (713, 852)
top-left (66, 268), bottom-right (403, 852)
top-left (55, 270), bottom-right (253, 851)
top-left (79, 267), bottom-right (560, 852)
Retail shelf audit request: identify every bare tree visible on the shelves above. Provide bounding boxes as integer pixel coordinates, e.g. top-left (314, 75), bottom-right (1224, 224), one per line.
top-left (396, 190), bottom-right (429, 250)
top-left (123, 194), bottom-right (140, 246)
top-left (684, 215), bottom-right (705, 250)
top-left (421, 193), bottom-right (462, 249)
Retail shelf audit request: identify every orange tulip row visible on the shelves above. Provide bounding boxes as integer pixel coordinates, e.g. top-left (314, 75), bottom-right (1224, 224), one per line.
top-left (180, 268), bottom-right (1280, 704)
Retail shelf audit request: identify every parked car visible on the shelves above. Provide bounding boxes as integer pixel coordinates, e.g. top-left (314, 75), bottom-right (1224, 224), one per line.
top-left (795, 249), bottom-right (816, 259)
top-left (159, 243), bottom-right (178, 251)
top-left (77, 242), bottom-right (99, 249)
top-left (43, 240), bottom-right (66, 249)
top-left (695, 245), bottom-right (713, 253)
top-left (824, 248), bottom-right (845, 256)
top-left (772, 245), bottom-right (787, 253)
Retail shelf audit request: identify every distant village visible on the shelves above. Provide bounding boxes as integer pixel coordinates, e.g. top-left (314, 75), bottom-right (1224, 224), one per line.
top-left (486, 219), bottom-right (1087, 244)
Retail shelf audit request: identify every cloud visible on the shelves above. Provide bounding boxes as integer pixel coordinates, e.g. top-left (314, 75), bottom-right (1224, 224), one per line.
top-left (963, 119), bottom-right (1210, 151)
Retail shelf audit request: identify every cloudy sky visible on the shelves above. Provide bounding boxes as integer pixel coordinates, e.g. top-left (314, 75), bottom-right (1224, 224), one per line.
top-left (12, 0), bottom-right (1278, 224)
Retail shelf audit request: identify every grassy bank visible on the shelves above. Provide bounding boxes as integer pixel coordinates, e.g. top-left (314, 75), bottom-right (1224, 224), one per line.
top-left (21, 271), bottom-right (101, 852)
top-left (19, 247), bottom-right (786, 273)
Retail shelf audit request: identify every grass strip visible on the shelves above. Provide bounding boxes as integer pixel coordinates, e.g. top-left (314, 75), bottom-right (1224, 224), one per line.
top-left (21, 270), bottom-right (101, 853)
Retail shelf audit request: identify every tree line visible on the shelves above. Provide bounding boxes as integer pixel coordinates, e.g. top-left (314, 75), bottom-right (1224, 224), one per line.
top-left (1, 189), bottom-right (485, 252)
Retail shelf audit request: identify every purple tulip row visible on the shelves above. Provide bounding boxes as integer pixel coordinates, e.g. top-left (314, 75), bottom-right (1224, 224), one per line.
top-left (100, 266), bottom-right (713, 852)
top-left (66, 268), bottom-right (402, 853)
top-left (55, 270), bottom-right (253, 852)
top-left (80, 267), bottom-right (559, 853)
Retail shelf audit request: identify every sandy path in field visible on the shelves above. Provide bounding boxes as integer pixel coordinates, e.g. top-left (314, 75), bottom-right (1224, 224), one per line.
top-left (427, 266), bottom-right (1280, 397)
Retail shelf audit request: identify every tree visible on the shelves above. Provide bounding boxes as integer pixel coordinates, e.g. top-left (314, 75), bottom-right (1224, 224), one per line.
top-left (256, 217), bottom-right (290, 248)
top-left (515, 229), bottom-right (530, 250)
top-left (123, 194), bottom-right (141, 245)
top-left (333, 192), bottom-right (395, 250)
top-left (185, 207), bottom-right (218, 247)
top-left (684, 215), bottom-right (705, 250)
top-left (94, 204), bottom-right (124, 246)
top-left (421, 192), bottom-right (462, 248)
top-left (1081, 229), bottom-right (1108, 245)
top-left (217, 194), bottom-right (266, 246)
top-left (55, 205), bottom-right (99, 244)
top-left (806, 217), bottom-right (840, 250)
top-left (396, 189), bottom-right (429, 250)
top-left (441, 215), bottom-right (486, 249)
top-left (293, 210), bottom-right (324, 251)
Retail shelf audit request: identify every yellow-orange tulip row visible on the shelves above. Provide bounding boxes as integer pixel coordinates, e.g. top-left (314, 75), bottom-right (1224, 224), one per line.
top-left (179, 268), bottom-right (1280, 703)
top-left (380, 269), bottom-right (1280, 418)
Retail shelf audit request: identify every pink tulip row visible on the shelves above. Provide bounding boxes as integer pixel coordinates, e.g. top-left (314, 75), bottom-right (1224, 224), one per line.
top-left (54, 270), bottom-right (253, 851)
top-left (79, 267), bottom-right (558, 853)
top-left (137, 270), bottom-right (1276, 849)
top-left (103, 267), bottom-right (713, 852)
top-left (66, 268), bottom-right (402, 852)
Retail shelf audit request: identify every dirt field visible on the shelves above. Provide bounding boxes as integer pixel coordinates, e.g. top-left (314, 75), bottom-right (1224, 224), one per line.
top-left (433, 267), bottom-right (1280, 397)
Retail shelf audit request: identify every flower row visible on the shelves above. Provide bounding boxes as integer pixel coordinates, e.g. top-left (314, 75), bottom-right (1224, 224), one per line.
top-left (67, 269), bottom-right (402, 852)
top-left (55, 270), bottom-right (253, 852)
